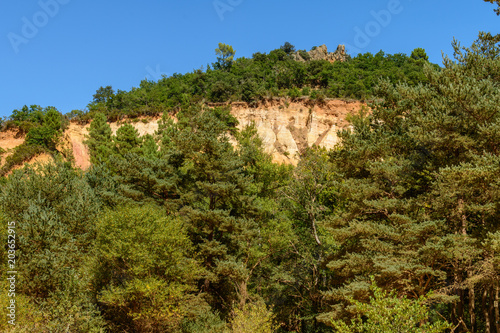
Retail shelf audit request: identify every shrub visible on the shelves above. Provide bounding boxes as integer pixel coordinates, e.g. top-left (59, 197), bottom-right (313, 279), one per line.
top-left (331, 278), bottom-right (451, 333)
top-left (301, 86), bottom-right (311, 96)
top-left (0, 161), bottom-right (106, 331)
top-left (26, 125), bottom-right (58, 149)
top-left (298, 49), bottom-right (311, 61)
top-left (287, 87), bottom-right (301, 100)
top-left (230, 300), bottom-right (277, 333)
top-left (0, 143), bottom-right (46, 176)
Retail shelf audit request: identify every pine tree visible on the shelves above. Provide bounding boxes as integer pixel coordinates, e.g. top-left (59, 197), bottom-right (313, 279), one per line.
top-left (113, 123), bottom-right (142, 155)
top-left (84, 112), bottom-right (113, 165)
top-left (0, 160), bottom-right (105, 331)
top-left (322, 33), bottom-right (500, 331)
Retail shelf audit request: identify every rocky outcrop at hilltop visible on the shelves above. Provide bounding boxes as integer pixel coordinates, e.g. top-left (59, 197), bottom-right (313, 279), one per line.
top-left (292, 44), bottom-right (347, 63)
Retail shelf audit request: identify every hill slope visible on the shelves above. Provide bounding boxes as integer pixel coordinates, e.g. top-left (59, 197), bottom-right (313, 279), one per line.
top-left (0, 99), bottom-right (364, 170)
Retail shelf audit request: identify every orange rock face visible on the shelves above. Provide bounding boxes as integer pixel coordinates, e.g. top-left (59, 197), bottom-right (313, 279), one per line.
top-left (0, 99), bottom-right (366, 170)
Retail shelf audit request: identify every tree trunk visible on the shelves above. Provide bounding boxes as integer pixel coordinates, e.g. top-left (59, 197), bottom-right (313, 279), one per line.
top-left (238, 279), bottom-right (249, 308)
top-left (484, 288), bottom-right (491, 333)
top-left (451, 301), bottom-right (457, 330)
top-left (469, 284), bottom-right (476, 333)
top-left (458, 290), bottom-right (467, 332)
top-left (489, 288), bottom-right (496, 333)
top-left (494, 283), bottom-right (499, 333)
top-left (309, 212), bottom-right (321, 245)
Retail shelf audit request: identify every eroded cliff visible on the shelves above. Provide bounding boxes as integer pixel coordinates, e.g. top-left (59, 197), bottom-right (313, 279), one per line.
top-left (0, 99), bottom-right (365, 170)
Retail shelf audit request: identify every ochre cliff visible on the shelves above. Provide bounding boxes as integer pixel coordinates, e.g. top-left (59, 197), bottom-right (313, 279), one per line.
top-left (0, 99), bottom-right (365, 170)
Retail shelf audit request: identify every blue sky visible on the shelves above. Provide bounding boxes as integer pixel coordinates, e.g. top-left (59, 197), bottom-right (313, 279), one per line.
top-left (0, 0), bottom-right (498, 118)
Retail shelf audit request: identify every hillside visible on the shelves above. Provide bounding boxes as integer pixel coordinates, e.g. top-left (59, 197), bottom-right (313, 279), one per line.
top-left (1, 28), bottom-right (499, 332)
top-left (0, 98), bottom-right (364, 170)
top-left (0, 42), bottom-right (432, 175)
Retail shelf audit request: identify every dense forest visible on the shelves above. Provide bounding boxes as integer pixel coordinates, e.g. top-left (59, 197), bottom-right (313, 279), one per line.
top-left (0, 2), bottom-right (499, 332)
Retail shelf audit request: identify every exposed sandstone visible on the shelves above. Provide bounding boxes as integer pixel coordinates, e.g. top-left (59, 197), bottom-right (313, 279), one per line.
top-left (0, 99), bottom-right (365, 169)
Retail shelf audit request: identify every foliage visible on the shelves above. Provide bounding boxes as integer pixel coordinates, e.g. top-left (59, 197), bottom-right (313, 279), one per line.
top-left (0, 143), bottom-right (46, 176)
top-left (410, 47), bottom-right (429, 63)
top-left (92, 204), bottom-right (205, 332)
top-left (230, 300), bottom-right (278, 333)
top-left (280, 42), bottom-right (296, 55)
top-left (1, 21), bottom-right (499, 333)
top-left (0, 43), bottom-right (432, 126)
top-left (322, 31), bottom-right (500, 332)
top-left (331, 277), bottom-right (451, 332)
top-left (84, 112), bottom-right (114, 165)
top-left (215, 43), bottom-right (236, 71)
top-left (484, 0), bottom-right (500, 14)
top-left (25, 125), bottom-right (58, 148)
top-left (298, 49), bottom-right (312, 61)
top-left (0, 161), bottom-right (106, 331)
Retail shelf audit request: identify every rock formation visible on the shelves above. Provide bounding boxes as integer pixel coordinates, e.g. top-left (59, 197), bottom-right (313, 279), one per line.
top-left (0, 99), bottom-right (365, 170)
top-left (292, 44), bottom-right (347, 63)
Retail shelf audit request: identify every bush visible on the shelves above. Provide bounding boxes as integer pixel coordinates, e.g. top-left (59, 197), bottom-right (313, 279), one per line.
top-left (230, 300), bottom-right (277, 333)
top-left (301, 86), bottom-right (311, 96)
top-left (181, 307), bottom-right (229, 333)
top-left (330, 278), bottom-right (451, 333)
top-left (288, 87), bottom-right (301, 100)
top-left (26, 125), bottom-right (58, 149)
top-left (0, 143), bottom-right (46, 176)
top-left (298, 49), bottom-right (311, 61)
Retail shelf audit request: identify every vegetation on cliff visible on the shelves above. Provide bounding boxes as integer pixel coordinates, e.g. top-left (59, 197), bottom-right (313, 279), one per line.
top-left (0, 2), bottom-right (499, 331)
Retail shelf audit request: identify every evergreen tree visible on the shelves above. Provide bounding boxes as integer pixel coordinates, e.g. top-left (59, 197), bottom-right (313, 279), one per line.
top-left (331, 277), bottom-right (451, 332)
top-left (84, 112), bottom-right (113, 165)
top-left (322, 33), bottom-right (500, 331)
top-left (113, 123), bottom-right (142, 155)
top-left (0, 160), bottom-right (105, 331)
top-left (169, 106), bottom-right (259, 311)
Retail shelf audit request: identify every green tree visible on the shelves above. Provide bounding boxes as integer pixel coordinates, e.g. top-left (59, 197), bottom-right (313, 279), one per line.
top-left (25, 108), bottom-right (62, 149)
top-left (26, 125), bottom-right (58, 148)
top-left (331, 278), bottom-right (451, 333)
top-left (156, 106), bottom-right (283, 316)
top-left (280, 41), bottom-right (296, 55)
top-left (323, 32), bottom-right (500, 331)
top-left (92, 204), bottom-right (205, 332)
top-left (215, 43), bottom-right (236, 71)
top-left (113, 123), bottom-right (142, 155)
top-left (282, 147), bottom-right (337, 246)
top-left (92, 85), bottom-right (115, 104)
top-left (84, 112), bottom-right (114, 165)
top-left (410, 47), bottom-right (429, 62)
top-left (0, 160), bottom-right (105, 331)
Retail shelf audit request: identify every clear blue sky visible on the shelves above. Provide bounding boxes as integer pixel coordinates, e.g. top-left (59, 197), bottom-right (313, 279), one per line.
top-left (0, 0), bottom-right (498, 118)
